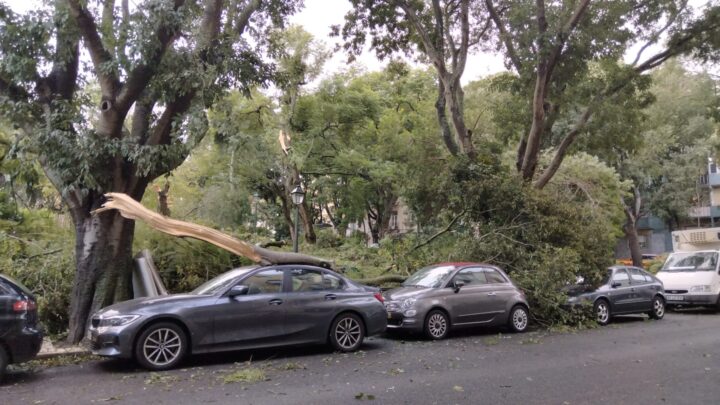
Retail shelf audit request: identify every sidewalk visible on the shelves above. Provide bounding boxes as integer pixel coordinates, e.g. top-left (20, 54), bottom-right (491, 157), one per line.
top-left (37, 338), bottom-right (90, 359)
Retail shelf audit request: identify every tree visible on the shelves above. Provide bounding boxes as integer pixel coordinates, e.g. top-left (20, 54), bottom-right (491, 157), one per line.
top-left (334, 0), bottom-right (493, 158)
top-left (484, 0), bottom-right (720, 188)
top-left (617, 61), bottom-right (719, 265)
top-left (0, 0), bottom-right (300, 342)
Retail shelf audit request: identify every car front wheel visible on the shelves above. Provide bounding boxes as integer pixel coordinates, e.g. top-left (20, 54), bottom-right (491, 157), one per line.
top-left (508, 305), bottom-right (529, 333)
top-left (134, 322), bottom-right (188, 371)
top-left (424, 310), bottom-right (450, 340)
top-left (329, 313), bottom-right (365, 352)
top-left (648, 296), bottom-right (665, 320)
top-left (0, 345), bottom-right (7, 382)
top-left (594, 299), bottom-right (611, 325)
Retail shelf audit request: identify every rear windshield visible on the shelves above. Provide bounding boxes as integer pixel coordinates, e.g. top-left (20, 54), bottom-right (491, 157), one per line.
top-left (660, 252), bottom-right (718, 272)
top-left (0, 275), bottom-right (34, 297)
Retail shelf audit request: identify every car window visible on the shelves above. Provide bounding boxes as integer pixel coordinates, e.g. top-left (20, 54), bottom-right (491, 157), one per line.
top-left (484, 269), bottom-right (508, 284)
top-left (451, 268), bottom-right (487, 286)
top-left (629, 268), bottom-right (648, 284)
top-left (0, 280), bottom-right (15, 296)
top-left (240, 269), bottom-right (284, 295)
top-left (611, 269), bottom-right (630, 287)
top-left (289, 268), bottom-right (343, 292)
top-left (644, 273), bottom-right (654, 283)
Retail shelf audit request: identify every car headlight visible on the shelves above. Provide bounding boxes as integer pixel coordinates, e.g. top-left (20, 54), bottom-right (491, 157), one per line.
top-left (400, 298), bottom-right (417, 310)
top-left (98, 315), bottom-right (140, 327)
top-left (567, 296), bottom-right (580, 304)
top-left (690, 285), bottom-right (712, 293)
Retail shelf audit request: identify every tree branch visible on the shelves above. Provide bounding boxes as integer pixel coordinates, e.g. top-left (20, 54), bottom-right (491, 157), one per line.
top-left (411, 209), bottom-right (466, 252)
top-left (67, 0), bottom-right (120, 97)
top-left (485, 1), bottom-right (523, 72)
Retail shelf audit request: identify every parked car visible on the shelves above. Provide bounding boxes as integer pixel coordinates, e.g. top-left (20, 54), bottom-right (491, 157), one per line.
top-left (383, 262), bottom-right (530, 340)
top-left (566, 266), bottom-right (665, 325)
top-left (656, 250), bottom-right (720, 310)
top-left (89, 264), bottom-right (387, 371)
top-left (616, 254), bottom-right (659, 269)
top-left (0, 274), bottom-right (43, 381)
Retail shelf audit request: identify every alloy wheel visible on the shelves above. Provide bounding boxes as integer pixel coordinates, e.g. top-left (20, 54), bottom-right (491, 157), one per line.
top-left (142, 328), bottom-right (183, 367)
top-left (427, 312), bottom-right (448, 339)
top-left (652, 297), bottom-right (665, 319)
top-left (511, 307), bottom-right (528, 332)
top-left (334, 317), bottom-right (362, 350)
top-left (596, 301), bottom-right (610, 324)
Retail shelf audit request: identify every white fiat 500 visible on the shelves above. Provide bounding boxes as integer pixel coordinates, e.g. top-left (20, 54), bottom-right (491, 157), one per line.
top-left (656, 250), bottom-right (720, 310)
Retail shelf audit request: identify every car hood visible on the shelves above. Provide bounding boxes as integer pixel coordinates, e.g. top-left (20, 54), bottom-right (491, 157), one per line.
top-left (384, 286), bottom-right (434, 301)
top-left (564, 284), bottom-right (598, 298)
top-left (656, 271), bottom-right (716, 290)
top-left (94, 293), bottom-right (202, 317)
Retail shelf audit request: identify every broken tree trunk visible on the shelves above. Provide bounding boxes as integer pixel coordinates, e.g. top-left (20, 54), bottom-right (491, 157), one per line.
top-left (93, 193), bottom-right (333, 268)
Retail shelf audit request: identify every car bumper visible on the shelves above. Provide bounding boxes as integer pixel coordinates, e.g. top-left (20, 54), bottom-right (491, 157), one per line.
top-left (665, 293), bottom-right (718, 306)
top-left (385, 311), bottom-right (423, 332)
top-left (5, 327), bottom-right (43, 364)
top-left (87, 325), bottom-right (136, 359)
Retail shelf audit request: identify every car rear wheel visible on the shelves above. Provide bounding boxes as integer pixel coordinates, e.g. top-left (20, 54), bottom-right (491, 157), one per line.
top-left (424, 310), bottom-right (450, 340)
top-left (508, 305), bottom-right (529, 333)
top-left (0, 345), bottom-right (7, 382)
top-left (594, 299), bottom-right (611, 325)
top-left (329, 313), bottom-right (365, 352)
top-left (648, 296), bottom-right (665, 320)
top-left (134, 322), bottom-right (188, 371)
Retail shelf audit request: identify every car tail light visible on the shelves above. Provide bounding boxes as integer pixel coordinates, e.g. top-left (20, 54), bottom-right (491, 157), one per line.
top-left (13, 299), bottom-right (36, 313)
top-left (373, 292), bottom-right (384, 303)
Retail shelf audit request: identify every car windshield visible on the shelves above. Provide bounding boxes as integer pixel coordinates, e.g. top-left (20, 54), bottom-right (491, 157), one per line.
top-left (660, 252), bottom-right (718, 272)
top-left (403, 265), bottom-right (456, 288)
top-left (191, 267), bottom-right (258, 295)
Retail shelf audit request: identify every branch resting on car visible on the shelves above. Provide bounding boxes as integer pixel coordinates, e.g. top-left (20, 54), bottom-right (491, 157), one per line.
top-left (92, 192), bottom-right (333, 268)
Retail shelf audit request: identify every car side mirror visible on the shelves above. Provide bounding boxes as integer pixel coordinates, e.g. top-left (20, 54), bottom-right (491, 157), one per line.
top-left (228, 285), bottom-right (249, 298)
top-left (611, 281), bottom-right (622, 288)
top-left (453, 280), bottom-right (465, 293)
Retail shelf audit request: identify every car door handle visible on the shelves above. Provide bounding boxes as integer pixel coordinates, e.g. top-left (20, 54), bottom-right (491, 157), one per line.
top-left (268, 299), bottom-right (283, 305)
top-left (487, 292), bottom-right (497, 296)
top-left (630, 288), bottom-right (635, 292)
top-left (325, 294), bottom-right (337, 301)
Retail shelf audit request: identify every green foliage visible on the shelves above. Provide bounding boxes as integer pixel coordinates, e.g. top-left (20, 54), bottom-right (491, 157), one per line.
top-left (0, 209), bottom-right (74, 336)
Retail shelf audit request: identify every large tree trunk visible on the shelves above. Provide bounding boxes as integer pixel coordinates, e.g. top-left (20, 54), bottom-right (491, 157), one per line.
top-left (66, 208), bottom-right (136, 343)
top-left (299, 200), bottom-right (316, 244)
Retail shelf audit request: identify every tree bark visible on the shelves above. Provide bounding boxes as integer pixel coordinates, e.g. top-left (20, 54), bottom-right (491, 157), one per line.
top-left (67, 207), bottom-right (136, 343)
top-left (624, 217), bottom-right (643, 268)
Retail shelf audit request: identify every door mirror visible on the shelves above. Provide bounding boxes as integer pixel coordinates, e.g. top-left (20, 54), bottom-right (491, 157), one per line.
top-left (227, 285), bottom-right (249, 298)
top-left (452, 280), bottom-right (465, 293)
top-left (611, 281), bottom-right (622, 288)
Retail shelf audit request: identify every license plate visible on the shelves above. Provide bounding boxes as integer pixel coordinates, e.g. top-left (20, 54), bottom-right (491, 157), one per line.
top-left (666, 294), bottom-right (684, 301)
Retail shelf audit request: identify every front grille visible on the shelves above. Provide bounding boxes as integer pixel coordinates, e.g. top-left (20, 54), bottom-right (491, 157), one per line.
top-left (388, 318), bottom-right (403, 326)
top-left (91, 317), bottom-right (100, 328)
top-left (667, 290), bottom-right (688, 294)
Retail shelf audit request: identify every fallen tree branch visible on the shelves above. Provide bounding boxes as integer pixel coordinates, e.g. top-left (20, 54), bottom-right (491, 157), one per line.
top-left (93, 193), bottom-right (333, 267)
top-left (411, 209), bottom-right (467, 252)
top-left (353, 274), bottom-right (407, 286)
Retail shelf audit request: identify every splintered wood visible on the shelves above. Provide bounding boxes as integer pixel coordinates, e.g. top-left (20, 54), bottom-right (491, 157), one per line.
top-left (93, 192), bottom-right (332, 268)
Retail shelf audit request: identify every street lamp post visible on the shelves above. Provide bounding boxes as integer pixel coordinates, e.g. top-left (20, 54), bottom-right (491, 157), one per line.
top-left (290, 185), bottom-right (305, 253)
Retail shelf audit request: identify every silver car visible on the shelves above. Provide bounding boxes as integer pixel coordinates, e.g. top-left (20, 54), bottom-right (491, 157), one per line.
top-left (383, 263), bottom-right (530, 339)
top-left (88, 265), bottom-right (387, 370)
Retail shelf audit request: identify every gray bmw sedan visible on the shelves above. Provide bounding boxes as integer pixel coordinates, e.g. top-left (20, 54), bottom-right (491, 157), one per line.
top-left (88, 264), bottom-right (387, 370)
top-left (384, 262), bottom-right (530, 339)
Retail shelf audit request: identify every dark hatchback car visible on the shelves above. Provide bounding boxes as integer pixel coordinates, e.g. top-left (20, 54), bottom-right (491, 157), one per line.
top-left (89, 264), bottom-right (387, 370)
top-left (0, 274), bottom-right (43, 381)
top-left (566, 266), bottom-right (665, 325)
top-left (383, 263), bottom-right (530, 339)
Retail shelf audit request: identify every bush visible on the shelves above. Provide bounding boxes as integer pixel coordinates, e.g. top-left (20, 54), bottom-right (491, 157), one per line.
top-left (0, 209), bottom-right (74, 336)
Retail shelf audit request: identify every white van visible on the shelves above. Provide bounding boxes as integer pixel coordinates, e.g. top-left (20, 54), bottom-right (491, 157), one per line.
top-left (656, 250), bottom-right (720, 309)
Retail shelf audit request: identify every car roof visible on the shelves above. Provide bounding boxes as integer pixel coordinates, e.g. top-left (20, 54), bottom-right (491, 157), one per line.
top-left (436, 262), bottom-right (496, 268)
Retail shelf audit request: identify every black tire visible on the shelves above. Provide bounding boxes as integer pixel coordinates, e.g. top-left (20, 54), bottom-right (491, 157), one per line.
top-left (424, 309), bottom-right (450, 340)
top-left (134, 322), bottom-right (188, 371)
top-left (329, 313), bottom-right (365, 352)
top-left (508, 305), bottom-right (529, 333)
top-left (594, 299), bottom-right (611, 326)
top-left (0, 345), bottom-right (7, 382)
top-left (648, 295), bottom-right (665, 320)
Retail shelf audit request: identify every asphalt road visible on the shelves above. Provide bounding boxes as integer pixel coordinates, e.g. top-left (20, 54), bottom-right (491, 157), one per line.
top-left (3, 310), bottom-right (720, 405)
